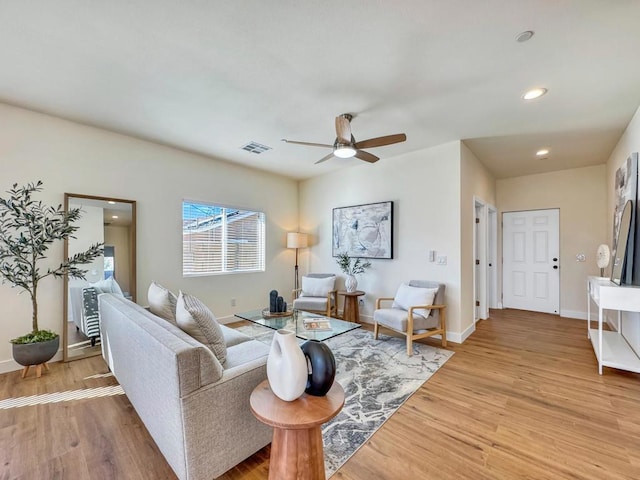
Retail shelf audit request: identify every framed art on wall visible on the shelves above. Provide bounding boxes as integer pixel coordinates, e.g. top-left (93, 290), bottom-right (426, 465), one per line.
top-left (332, 201), bottom-right (393, 259)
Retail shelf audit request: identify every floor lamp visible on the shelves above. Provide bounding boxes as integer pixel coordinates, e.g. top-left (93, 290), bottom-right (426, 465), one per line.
top-left (287, 232), bottom-right (308, 292)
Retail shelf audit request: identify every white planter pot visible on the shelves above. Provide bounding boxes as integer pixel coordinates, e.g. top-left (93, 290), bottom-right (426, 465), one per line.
top-left (345, 275), bottom-right (358, 293)
top-left (267, 329), bottom-right (308, 401)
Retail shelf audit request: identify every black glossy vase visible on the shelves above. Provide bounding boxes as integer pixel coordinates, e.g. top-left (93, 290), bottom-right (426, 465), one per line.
top-left (301, 339), bottom-right (336, 396)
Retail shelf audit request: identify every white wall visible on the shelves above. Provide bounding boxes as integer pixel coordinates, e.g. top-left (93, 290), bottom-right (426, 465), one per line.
top-left (0, 102), bottom-right (298, 372)
top-left (606, 105), bottom-right (640, 354)
top-left (299, 141), bottom-right (466, 341)
top-left (496, 165), bottom-right (608, 318)
top-left (460, 142), bottom-right (496, 335)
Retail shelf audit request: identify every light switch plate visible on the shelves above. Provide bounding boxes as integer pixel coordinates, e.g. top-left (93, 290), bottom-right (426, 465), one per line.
top-left (437, 255), bottom-right (447, 265)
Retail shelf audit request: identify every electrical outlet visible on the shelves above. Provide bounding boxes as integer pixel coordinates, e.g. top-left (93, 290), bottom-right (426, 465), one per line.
top-left (230, 298), bottom-right (236, 307)
top-left (358, 299), bottom-right (364, 307)
top-left (437, 255), bottom-right (447, 265)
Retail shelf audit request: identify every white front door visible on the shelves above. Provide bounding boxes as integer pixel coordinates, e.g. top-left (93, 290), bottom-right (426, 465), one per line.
top-left (502, 209), bottom-right (560, 314)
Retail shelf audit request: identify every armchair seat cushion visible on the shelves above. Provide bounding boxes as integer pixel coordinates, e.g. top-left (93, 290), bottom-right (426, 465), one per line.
top-left (373, 308), bottom-right (439, 333)
top-left (293, 296), bottom-right (334, 311)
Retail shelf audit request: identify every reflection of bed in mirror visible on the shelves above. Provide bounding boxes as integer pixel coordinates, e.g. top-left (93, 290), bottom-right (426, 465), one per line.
top-left (63, 194), bottom-right (136, 361)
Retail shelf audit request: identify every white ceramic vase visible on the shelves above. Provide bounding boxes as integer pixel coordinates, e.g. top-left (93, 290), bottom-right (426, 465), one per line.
top-left (345, 274), bottom-right (358, 293)
top-left (267, 329), bottom-right (308, 401)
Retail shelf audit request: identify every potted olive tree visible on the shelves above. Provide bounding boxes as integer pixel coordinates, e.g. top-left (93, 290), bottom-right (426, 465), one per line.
top-left (335, 252), bottom-right (371, 292)
top-left (0, 181), bottom-right (103, 374)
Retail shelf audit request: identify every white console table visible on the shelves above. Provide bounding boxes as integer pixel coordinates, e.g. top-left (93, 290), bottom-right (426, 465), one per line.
top-left (587, 276), bottom-right (640, 375)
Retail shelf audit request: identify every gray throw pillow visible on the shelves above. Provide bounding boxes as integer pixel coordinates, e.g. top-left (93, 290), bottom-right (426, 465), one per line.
top-left (148, 281), bottom-right (178, 324)
top-left (176, 291), bottom-right (227, 364)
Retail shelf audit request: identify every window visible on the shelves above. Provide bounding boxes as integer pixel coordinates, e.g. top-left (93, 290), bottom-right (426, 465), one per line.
top-left (182, 201), bottom-right (265, 276)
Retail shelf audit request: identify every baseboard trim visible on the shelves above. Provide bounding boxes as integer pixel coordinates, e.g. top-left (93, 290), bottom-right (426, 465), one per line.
top-left (0, 350), bottom-right (64, 375)
top-left (560, 309), bottom-right (588, 320)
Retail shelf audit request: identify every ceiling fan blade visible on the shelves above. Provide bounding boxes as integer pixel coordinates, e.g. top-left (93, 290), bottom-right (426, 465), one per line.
top-left (315, 152), bottom-right (335, 164)
top-left (354, 150), bottom-right (379, 163)
top-left (281, 139), bottom-right (333, 148)
top-left (335, 115), bottom-right (352, 143)
top-left (355, 133), bottom-right (407, 150)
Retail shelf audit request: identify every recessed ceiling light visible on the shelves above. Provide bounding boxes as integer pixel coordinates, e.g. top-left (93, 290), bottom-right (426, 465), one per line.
top-left (516, 31), bottom-right (534, 43)
top-left (523, 88), bottom-right (548, 100)
top-left (536, 149), bottom-right (550, 156)
top-left (112, 215), bottom-right (119, 219)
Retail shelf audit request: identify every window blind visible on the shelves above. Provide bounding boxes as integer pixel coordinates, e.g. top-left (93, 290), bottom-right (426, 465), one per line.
top-left (183, 202), bottom-right (265, 276)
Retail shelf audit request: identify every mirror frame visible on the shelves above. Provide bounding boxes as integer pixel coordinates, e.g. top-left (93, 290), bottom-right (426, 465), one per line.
top-left (63, 193), bottom-right (137, 362)
top-left (611, 199), bottom-right (633, 285)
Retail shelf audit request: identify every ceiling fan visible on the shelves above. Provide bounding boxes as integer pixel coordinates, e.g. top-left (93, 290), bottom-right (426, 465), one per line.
top-left (282, 113), bottom-right (407, 164)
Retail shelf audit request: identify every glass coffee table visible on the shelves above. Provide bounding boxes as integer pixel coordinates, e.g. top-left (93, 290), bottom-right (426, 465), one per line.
top-left (234, 309), bottom-right (360, 341)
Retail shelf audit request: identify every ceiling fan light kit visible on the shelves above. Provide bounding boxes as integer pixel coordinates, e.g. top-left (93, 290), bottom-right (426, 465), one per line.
top-left (334, 145), bottom-right (356, 158)
top-left (282, 113), bottom-right (407, 165)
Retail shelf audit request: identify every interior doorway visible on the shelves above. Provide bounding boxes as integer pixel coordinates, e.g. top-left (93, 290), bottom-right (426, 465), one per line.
top-left (502, 209), bottom-right (560, 314)
top-left (473, 198), bottom-right (497, 323)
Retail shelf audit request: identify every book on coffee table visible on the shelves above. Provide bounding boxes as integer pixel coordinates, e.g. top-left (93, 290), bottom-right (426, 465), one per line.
top-left (303, 318), bottom-right (332, 331)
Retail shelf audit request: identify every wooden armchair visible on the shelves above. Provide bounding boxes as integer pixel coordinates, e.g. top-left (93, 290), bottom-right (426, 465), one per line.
top-left (292, 273), bottom-right (337, 318)
top-left (374, 280), bottom-right (447, 356)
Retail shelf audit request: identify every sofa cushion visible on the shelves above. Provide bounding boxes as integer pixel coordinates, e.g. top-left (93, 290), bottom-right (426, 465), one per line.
top-left (92, 277), bottom-right (124, 296)
top-left (176, 292), bottom-right (227, 364)
top-left (148, 281), bottom-right (178, 324)
top-left (301, 275), bottom-right (335, 297)
top-left (392, 283), bottom-right (438, 318)
top-left (224, 339), bottom-right (270, 370)
top-left (220, 324), bottom-right (252, 347)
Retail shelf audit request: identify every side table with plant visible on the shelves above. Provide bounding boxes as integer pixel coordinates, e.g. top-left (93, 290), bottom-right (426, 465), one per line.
top-left (0, 181), bottom-right (103, 378)
top-left (335, 252), bottom-right (371, 292)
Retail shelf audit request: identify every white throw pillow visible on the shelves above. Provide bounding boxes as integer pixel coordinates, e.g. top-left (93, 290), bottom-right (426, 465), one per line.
top-left (176, 291), bottom-right (227, 364)
top-left (148, 282), bottom-right (178, 324)
top-left (392, 284), bottom-right (438, 318)
top-left (301, 276), bottom-right (335, 297)
top-left (91, 277), bottom-right (124, 297)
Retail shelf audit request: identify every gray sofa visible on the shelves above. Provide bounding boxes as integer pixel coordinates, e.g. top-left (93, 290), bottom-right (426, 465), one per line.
top-left (98, 294), bottom-right (272, 480)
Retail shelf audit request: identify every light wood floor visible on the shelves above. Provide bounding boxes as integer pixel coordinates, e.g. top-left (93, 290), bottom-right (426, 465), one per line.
top-left (1, 309), bottom-right (639, 479)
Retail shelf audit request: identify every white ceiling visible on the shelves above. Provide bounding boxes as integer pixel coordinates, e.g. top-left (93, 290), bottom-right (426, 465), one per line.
top-left (1, 1), bottom-right (639, 180)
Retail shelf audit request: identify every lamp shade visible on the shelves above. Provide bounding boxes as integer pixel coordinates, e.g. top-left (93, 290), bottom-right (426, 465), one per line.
top-left (287, 232), bottom-right (309, 249)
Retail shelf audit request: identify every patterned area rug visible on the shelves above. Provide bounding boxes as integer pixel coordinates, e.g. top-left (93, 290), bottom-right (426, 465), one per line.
top-left (235, 325), bottom-right (454, 478)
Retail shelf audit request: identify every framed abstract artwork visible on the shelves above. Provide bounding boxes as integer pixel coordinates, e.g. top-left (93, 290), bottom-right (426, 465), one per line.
top-left (332, 201), bottom-right (393, 259)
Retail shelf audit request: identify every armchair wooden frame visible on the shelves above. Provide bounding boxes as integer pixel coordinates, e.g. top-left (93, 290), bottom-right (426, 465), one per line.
top-left (292, 288), bottom-right (338, 318)
top-left (374, 297), bottom-right (447, 356)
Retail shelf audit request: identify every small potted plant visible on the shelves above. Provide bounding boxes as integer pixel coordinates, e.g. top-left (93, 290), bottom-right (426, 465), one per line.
top-left (0, 181), bottom-right (103, 376)
top-left (335, 252), bottom-right (371, 292)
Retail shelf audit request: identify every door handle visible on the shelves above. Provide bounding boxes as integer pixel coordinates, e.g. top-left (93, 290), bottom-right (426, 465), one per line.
top-left (553, 258), bottom-right (558, 262)
top-left (553, 265), bottom-right (558, 269)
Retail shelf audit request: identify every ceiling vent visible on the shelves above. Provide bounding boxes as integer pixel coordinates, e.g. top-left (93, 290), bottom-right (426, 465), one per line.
top-left (241, 141), bottom-right (272, 154)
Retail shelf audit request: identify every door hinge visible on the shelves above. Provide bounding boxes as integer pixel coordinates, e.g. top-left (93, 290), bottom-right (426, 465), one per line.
top-left (475, 259), bottom-right (480, 265)
top-left (475, 300), bottom-right (480, 306)
top-left (476, 218), bottom-right (480, 223)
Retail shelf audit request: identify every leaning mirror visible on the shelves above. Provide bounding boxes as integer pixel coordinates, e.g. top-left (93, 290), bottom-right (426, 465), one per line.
top-left (611, 199), bottom-right (633, 285)
top-left (63, 194), bottom-right (136, 361)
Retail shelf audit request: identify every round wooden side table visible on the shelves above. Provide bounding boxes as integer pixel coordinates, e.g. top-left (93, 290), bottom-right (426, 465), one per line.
top-left (250, 379), bottom-right (345, 480)
top-left (337, 290), bottom-right (365, 323)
